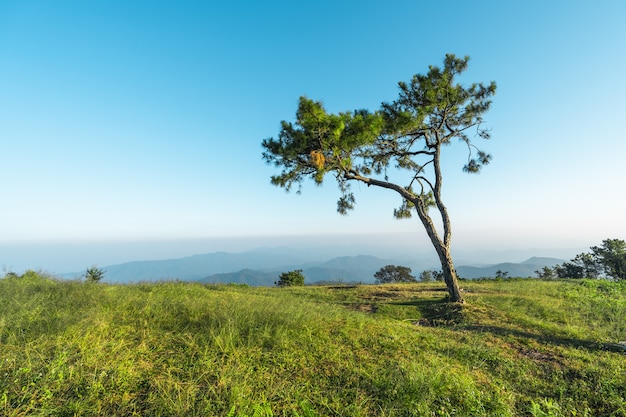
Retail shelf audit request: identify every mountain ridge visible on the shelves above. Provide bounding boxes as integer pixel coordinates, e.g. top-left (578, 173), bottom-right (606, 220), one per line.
top-left (61, 249), bottom-right (565, 284)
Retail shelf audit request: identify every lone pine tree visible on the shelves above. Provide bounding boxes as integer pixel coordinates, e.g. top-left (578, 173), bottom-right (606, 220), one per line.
top-left (262, 54), bottom-right (496, 303)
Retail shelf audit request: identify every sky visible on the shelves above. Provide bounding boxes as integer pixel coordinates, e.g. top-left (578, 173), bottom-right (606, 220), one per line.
top-left (2, 1), bottom-right (626, 272)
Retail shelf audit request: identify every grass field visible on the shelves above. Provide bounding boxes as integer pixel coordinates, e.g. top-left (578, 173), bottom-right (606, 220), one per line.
top-left (1, 271), bottom-right (625, 416)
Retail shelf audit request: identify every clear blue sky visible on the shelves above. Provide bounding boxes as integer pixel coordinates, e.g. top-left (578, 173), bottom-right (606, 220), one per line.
top-left (2, 1), bottom-right (625, 269)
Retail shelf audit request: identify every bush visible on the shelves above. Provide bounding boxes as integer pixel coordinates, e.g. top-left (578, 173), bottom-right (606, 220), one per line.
top-left (374, 265), bottom-right (416, 283)
top-left (84, 266), bottom-right (105, 283)
top-left (419, 270), bottom-right (434, 283)
top-left (535, 266), bottom-right (556, 279)
top-left (275, 269), bottom-right (305, 287)
top-left (495, 270), bottom-right (510, 279)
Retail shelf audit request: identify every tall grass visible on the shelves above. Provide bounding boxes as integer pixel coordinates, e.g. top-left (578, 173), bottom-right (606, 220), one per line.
top-left (1, 272), bottom-right (624, 416)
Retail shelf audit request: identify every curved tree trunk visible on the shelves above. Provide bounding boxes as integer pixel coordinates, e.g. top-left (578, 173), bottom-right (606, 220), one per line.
top-left (429, 146), bottom-right (464, 303)
top-left (414, 195), bottom-right (464, 303)
top-left (417, 216), bottom-right (464, 302)
top-left (433, 243), bottom-right (464, 303)
top-left (344, 171), bottom-right (465, 303)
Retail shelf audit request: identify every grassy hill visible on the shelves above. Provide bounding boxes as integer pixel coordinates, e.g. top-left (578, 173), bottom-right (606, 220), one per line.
top-left (1, 272), bottom-right (625, 416)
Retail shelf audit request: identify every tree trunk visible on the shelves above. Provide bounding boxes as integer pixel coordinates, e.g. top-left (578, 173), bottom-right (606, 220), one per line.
top-left (434, 244), bottom-right (464, 303)
top-left (343, 172), bottom-right (465, 302)
top-left (414, 197), bottom-right (464, 303)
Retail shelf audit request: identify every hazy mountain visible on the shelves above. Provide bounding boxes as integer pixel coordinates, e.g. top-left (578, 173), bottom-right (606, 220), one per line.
top-left (199, 255), bottom-right (388, 285)
top-left (198, 255), bottom-right (567, 285)
top-left (60, 246), bottom-right (565, 284)
top-left (456, 257), bottom-right (564, 279)
top-left (200, 256), bottom-right (566, 285)
top-left (63, 249), bottom-right (320, 283)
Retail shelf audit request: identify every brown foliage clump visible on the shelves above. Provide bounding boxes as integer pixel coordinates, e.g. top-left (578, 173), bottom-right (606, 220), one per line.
top-left (310, 150), bottom-right (325, 169)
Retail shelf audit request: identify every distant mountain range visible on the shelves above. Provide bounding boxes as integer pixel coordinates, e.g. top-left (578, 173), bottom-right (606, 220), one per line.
top-left (198, 255), bottom-right (388, 285)
top-left (63, 249), bottom-right (314, 283)
top-left (62, 249), bottom-right (565, 285)
top-left (456, 257), bottom-right (564, 279)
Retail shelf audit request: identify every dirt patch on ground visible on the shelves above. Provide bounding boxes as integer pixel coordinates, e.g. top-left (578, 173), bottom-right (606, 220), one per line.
top-left (364, 287), bottom-right (446, 301)
top-left (353, 304), bottom-right (378, 313)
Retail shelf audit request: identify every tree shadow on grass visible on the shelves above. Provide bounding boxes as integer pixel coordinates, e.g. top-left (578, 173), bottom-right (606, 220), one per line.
top-left (458, 324), bottom-right (626, 354)
top-left (390, 298), bottom-right (466, 326)
top-left (391, 298), bottom-right (625, 354)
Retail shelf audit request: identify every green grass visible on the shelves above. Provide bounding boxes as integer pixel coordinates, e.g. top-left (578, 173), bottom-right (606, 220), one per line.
top-left (1, 271), bottom-right (625, 416)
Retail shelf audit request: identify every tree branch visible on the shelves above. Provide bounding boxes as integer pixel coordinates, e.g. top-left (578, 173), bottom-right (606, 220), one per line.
top-left (343, 171), bottom-right (415, 201)
top-left (412, 175), bottom-right (435, 194)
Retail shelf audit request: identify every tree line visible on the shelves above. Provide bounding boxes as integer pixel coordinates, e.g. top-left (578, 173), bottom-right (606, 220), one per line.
top-left (535, 238), bottom-right (625, 280)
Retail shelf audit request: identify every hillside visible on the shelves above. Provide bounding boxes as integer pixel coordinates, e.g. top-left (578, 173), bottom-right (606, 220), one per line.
top-left (1, 271), bottom-right (624, 416)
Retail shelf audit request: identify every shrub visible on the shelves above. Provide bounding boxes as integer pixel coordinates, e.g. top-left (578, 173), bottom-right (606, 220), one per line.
top-left (495, 270), bottom-right (510, 279)
top-left (374, 265), bottom-right (416, 283)
top-left (419, 270), bottom-right (434, 283)
top-left (535, 266), bottom-right (556, 279)
top-left (84, 266), bottom-right (105, 283)
top-left (275, 269), bottom-right (305, 287)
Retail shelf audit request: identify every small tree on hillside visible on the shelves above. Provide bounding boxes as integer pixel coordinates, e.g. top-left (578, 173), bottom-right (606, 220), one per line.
top-left (495, 270), bottom-right (509, 279)
top-left (419, 270), bottom-right (434, 283)
top-left (276, 269), bottom-right (305, 287)
top-left (572, 252), bottom-right (602, 278)
top-left (84, 266), bottom-right (105, 283)
top-left (535, 266), bottom-right (556, 279)
top-left (374, 265), bottom-right (417, 284)
top-left (591, 239), bottom-right (626, 280)
top-left (432, 270), bottom-right (445, 282)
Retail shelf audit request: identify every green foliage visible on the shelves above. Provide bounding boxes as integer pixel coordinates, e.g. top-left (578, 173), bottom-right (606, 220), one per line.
top-left (374, 265), bottom-right (417, 283)
top-left (419, 270), bottom-right (434, 283)
top-left (554, 253), bottom-right (601, 279)
top-left (551, 238), bottom-right (625, 280)
top-left (495, 270), bottom-right (509, 279)
top-left (573, 252), bottom-right (603, 278)
top-left (528, 398), bottom-right (577, 417)
top-left (591, 238), bottom-right (626, 280)
top-left (2, 269), bottom-right (55, 281)
top-left (227, 403), bottom-right (274, 417)
top-left (1, 272), bottom-right (625, 416)
top-left (554, 262), bottom-right (584, 279)
top-left (262, 98), bottom-right (383, 214)
top-left (535, 266), bottom-right (556, 279)
top-left (275, 269), bottom-right (305, 287)
top-left (84, 265), bottom-right (105, 283)
top-left (262, 54), bottom-right (496, 218)
top-left (263, 55), bottom-right (496, 303)
top-left (433, 270), bottom-right (445, 282)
